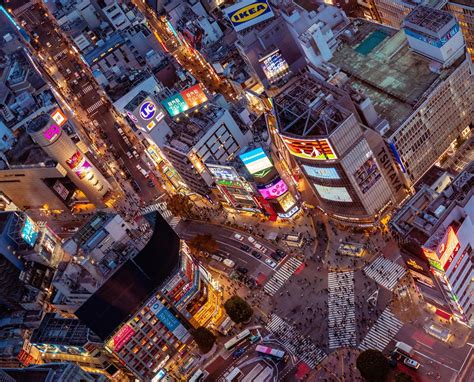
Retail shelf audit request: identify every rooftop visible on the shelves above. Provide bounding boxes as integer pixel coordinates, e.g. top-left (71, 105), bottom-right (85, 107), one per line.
top-left (404, 6), bottom-right (455, 35)
top-left (330, 19), bottom-right (459, 133)
top-left (272, 75), bottom-right (352, 138)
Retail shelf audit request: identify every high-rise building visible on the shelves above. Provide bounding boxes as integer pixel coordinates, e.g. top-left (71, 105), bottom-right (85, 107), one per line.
top-left (391, 161), bottom-right (474, 327)
top-left (446, 1), bottom-right (474, 58)
top-left (328, 14), bottom-right (472, 185)
top-left (27, 114), bottom-right (112, 206)
top-left (269, 75), bottom-right (407, 224)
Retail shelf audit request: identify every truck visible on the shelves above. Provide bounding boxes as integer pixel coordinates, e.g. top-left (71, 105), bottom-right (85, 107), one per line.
top-left (395, 341), bottom-right (414, 356)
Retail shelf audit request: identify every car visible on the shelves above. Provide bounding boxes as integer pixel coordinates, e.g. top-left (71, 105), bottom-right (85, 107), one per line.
top-left (236, 267), bottom-right (248, 274)
top-left (132, 150), bottom-right (140, 159)
top-left (276, 249), bottom-right (285, 257)
top-left (131, 180), bottom-right (141, 192)
top-left (147, 179), bottom-right (155, 188)
top-left (403, 358), bottom-right (420, 370)
top-left (211, 254), bottom-right (224, 262)
top-left (251, 251), bottom-right (262, 259)
top-left (232, 348), bottom-right (245, 358)
top-left (248, 236), bottom-right (256, 244)
top-left (254, 242), bottom-right (268, 254)
top-left (240, 244), bottom-right (250, 252)
top-left (270, 252), bottom-right (280, 261)
top-left (265, 258), bottom-right (277, 268)
top-left (117, 127), bottom-right (124, 135)
top-left (223, 258), bottom-right (235, 268)
top-left (233, 233), bottom-right (244, 241)
top-left (126, 151), bottom-right (133, 159)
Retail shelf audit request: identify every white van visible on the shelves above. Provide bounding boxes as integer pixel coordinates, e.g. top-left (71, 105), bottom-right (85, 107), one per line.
top-left (223, 258), bottom-right (235, 268)
top-left (254, 242), bottom-right (268, 253)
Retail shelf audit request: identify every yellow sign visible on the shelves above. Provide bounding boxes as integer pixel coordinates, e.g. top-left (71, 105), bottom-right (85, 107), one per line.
top-left (231, 3), bottom-right (268, 23)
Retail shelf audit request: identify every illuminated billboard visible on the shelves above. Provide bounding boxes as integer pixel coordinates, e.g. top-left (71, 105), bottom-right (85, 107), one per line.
top-left (66, 151), bottom-right (92, 180)
top-left (112, 324), bottom-right (135, 352)
top-left (282, 137), bottom-right (337, 161)
top-left (50, 108), bottom-right (67, 126)
top-left (224, 0), bottom-right (275, 32)
top-left (314, 184), bottom-right (352, 202)
top-left (207, 164), bottom-right (240, 181)
top-left (43, 124), bottom-right (61, 142)
top-left (437, 226), bottom-right (460, 270)
top-left (148, 298), bottom-right (188, 340)
top-left (353, 157), bottom-right (381, 194)
top-left (257, 178), bottom-right (288, 199)
top-left (161, 84), bottom-right (208, 117)
top-left (180, 84), bottom-right (208, 108)
top-left (303, 165), bottom-right (340, 180)
top-left (260, 50), bottom-right (289, 84)
top-left (21, 216), bottom-right (39, 247)
top-left (277, 191), bottom-right (296, 212)
top-left (239, 147), bottom-right (273, 177)
top-left (131, 97), bottom-right (165, 132)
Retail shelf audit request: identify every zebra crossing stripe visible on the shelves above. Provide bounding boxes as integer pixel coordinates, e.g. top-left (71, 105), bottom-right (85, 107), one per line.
top-left (328, 271), bottom-right (356, 349)
top-left (169, 216), bottom-right (181, 228)
top-left (82, 84), bottom-right (94, 95)
top-left (266, 314), bottom-right (326, 368)
top-left (358, 307), bottom-right (403, 352)
top-left (264, 257), bottom-right (302, 296)
top-left (363, 257), bottom-right (406, 291)
top-left (86, 100), bottom-right (103, 114)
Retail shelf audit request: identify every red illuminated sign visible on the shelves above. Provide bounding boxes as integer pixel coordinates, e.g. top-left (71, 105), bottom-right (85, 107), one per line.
top-left (113, 324), bottom-right (135, 351)
top-left (180, 84), bottom-right (208, 108)
top-left (437, 226), bottom-right (460, 270)
top-left (281, 137), bottom-right (337, 161)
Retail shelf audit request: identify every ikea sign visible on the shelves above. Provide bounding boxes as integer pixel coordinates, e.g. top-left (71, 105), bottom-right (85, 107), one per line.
top-left (224, 0), bottom-right (274, 32)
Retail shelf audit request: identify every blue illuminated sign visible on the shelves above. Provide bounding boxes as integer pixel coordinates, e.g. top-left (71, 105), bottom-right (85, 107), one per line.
top-left (139, 101), bottom-right (156, 120)
top-left (156, 308), bottom-right (180, 332)
top-left (404, 23), bottom-right (460, 48)
top-left (21, 217), bottom-right (39, 247)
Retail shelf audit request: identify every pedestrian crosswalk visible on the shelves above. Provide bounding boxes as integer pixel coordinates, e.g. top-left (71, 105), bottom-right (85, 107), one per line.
top-left (263, 257), bottom-right (302, 296)
top-left (169, 216), bottom-right (181, 229)
top-left (358, 307), bottom-right (403, 352)
top-left (86, 99), bottom-right (103, 115)
top-left (328, 271), bottom-right (356, 349)
top-left (140, 202), bottom-right (180, 228)
top-left (266, 314), bottom-right (326, 368)
top-left (82, 84), bottom-right (94, 95)
top-left (363, 257), bottom-right (406, 291)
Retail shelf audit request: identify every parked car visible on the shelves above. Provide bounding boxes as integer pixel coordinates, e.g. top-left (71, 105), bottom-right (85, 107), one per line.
top-left (233, 233), bottom-right (244, 241)
top-left (265, 258), bottom-right (277, 268)
top-left (240, 244), bottom-right (250, 252)
top-left (251, 251), bottom-right (262, 259)
top-left (232, 348), bottom-right (245, 358)
top-left (126, 151), bottom-right (133, 159)
top-left (223, 258), bottom-right (235, 268)
top-left (132, 150), bottom-right (140, 159)
top-left (237, 267), bottom-right (248, 274)
top-left (254, 242), bottom-right (268, 253)
top-left (147, 179), bottom-right (155, 188)
top-left (403, 358), bottom-right (420, 370)
top-left (248, 236), bottom-right (256, 244)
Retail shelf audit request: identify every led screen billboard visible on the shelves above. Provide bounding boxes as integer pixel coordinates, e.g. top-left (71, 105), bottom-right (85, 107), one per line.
top-left (21, 216), bottom-right (39, 247)
top-left (161, 84), bottom-right (208, 117)
top-left (257, 178), bottom-right (288, 199)
top-left (239, 147), bottom-right (273, 176)
top-left (282, 137), bottom-right (337, 161)
top-left (353, 157), bottom-right (381, 194)
top-left (43, 124), bottom-right (61, 142)
top-left (207, 164), bottom-right (240, 181)
top-left (50, 108), bottom-right (67, 126)
top-left (314, 184), bottom-right (352, 202)
top-left (224, 0), bottom-right (275, 32)
top-left (112, 324), bottom-right (135, 352)
top-left (260, 50), bottom-right (289, 84)
top-left (148, 299), bottom-right (188, 341)
top-left (302, 165), bottom-right (340, 180)
top-left (276, 191), bottom-right (296, 212)
top-left (66, 151), bottom-right (92, 180)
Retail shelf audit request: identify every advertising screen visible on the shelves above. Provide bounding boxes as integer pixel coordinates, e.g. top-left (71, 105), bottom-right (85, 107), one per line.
top-left (239, 147), bottom-right (273, 176)
top-left (258, 178), bottom-right (288, 199)
top-left (43, 124), bottom-right (61, 142)
top-left (21, 217), bottom-right (39, 247)
top-left (50, 108), bottom-right (67, 126)
top-left (180, 84), bottom-right (208, 108)
top-left (353, 157), bottom-right (381, 194)
top-left (436, 226), bottom-right (460, 270)
top-left (314, 184), bottom-right (352, 202)
top-left (148, 299), bottom-right (188, 340)
top-left (260, 50), bottom-right (289, 84)
top-left (66, 151), bottom-right (92, 179)
top-left (224, 0), bottom-right (275, 32)
top-left (112, 324), bottom-right (135, 352)
top-left (131, 97), bottom-right (165, 132)
top-left (207, 164), bottom-right (240, 181)
top-left (302, 165), bottom-right (340, 180)
top-left (161, 93), bottom-right (189, 117)
top-left (282, 137), bottom-right (337, 160)
top-left (277, 191), bottom-right (296, 212)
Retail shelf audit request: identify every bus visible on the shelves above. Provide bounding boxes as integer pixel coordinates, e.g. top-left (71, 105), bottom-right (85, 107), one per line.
top-left (218, 316), bottom-right (234, 335)
top-left (224, 329), bottom-right (251, 350)
top-left (256, 344), bottom-right (286, 360)
top-left (225, 367), bottom-right (242, 382)
top-left (337, 243), bottom-right (366, 257)
top-left (189, 369), bottom-right (207, 382)
top-left (425, 323), bottom-right (451, 342)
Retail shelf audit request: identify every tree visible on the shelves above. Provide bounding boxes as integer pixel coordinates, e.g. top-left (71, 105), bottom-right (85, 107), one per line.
top-left (166, 194), bottom-right (195, 219)
top-left (395, 372), bottom-right (413, 382)
top-left (192, 326), bottom-right (215, 354)
top-left (224, 296), bottom-right (253, 324)
top-left (188, 234), bottom-right (218, 257)
top-left (356, 349), bottom-right (390, 382)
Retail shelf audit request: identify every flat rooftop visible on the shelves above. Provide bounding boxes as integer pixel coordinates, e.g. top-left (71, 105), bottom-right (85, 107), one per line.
top-left (330, 19), bottom-right (457, 133)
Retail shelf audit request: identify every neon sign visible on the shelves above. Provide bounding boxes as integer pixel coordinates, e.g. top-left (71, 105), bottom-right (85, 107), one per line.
top-left (50, 108), bottom-right (67, 126)
top-left (140, 101), bottom-right (157, 120)
top-left (43, 125), bottom-right (61, 141)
